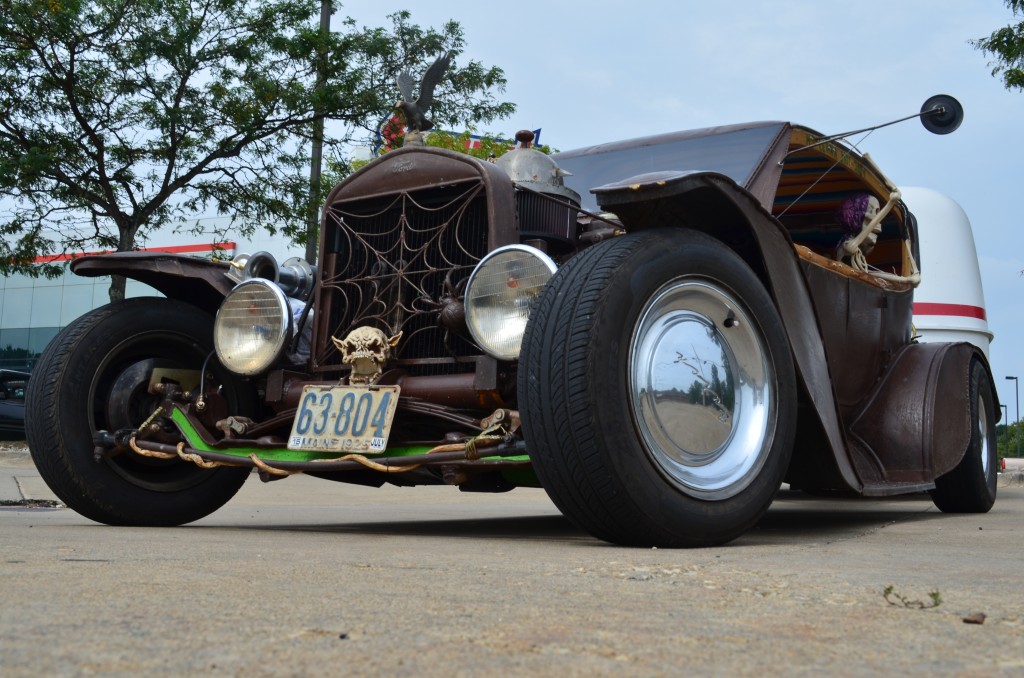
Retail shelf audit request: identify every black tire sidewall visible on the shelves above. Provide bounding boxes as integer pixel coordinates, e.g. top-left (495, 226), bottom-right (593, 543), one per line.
top-left (522, 229), bottom-right (797, 546)
top-left (594, 232), bottom-right (793, 537)
top-left (27, 298), bottom-right (250, 526)
top-left (930, 358), bottom-right (997, 512)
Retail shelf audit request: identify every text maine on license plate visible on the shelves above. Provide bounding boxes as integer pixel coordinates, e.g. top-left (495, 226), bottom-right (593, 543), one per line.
top-left (288, 385), bottom-right (400, 453)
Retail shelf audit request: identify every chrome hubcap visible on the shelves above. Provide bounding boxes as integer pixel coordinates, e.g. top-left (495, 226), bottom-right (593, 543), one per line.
top-left (978, 397), bottom-right (990, 476)
top-left (629, 279), bottom-right (775, 500)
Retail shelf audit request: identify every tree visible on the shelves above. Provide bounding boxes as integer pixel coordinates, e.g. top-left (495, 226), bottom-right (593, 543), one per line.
top-left (973, 1), bottom-right (1024, 91)
top-left (998, 420), bottom-right (1023, 460)
top-left (0, 1), bottom-right (514, 301)
top-left (374, 115), bottom-right (554, 160)
top-left (319, 120), bottom-right (556, 203)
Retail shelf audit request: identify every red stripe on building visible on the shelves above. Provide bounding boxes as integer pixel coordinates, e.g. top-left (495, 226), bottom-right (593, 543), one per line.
top-left (34, 242), bottom-right (237, 264)
top-left (913, 302), bottom-right (987, 320)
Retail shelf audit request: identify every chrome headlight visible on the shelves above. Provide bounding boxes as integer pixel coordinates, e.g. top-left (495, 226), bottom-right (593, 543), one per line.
top-left (464, 245), bottom-right (557, 360)
top-left (214, 279), bottom-right (291, 375)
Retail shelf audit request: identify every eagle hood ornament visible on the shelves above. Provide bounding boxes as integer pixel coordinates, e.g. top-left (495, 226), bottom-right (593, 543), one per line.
top-left (395, 52), bottom-right (452, 145)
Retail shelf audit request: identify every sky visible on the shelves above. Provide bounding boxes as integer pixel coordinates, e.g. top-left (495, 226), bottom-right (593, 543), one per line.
top-left (341, 0), bottom-right (1024, 417)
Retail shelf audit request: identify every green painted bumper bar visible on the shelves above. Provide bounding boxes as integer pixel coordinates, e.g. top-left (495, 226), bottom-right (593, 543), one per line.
top-left (166, 407), bottom-right (530, 467)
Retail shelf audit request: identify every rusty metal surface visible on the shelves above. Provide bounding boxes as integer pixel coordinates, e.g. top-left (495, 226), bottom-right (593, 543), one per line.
top-left (743, 123), bottom-right (791, 209)
top-left (275, 371), bottom-right (503, 417)
top-left (310, 148), bottom-right (517, 381)
top-left (70, 252), bottom-right (235, 315)
top-left (850, 342), bottom-right (974, 487)
top-left (797, 258), bottom-right (914, 420)
top-left (496, 137), bottom-right (582, 250)
top-left (556, 121), bottom-right (789, 213)
top-left (325, 146), bottom-right (518, 252)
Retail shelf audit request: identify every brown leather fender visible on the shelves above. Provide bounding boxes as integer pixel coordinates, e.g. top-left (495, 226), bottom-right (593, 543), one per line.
top-left (70, 252), bottom-right (236, 316)
top-left (849, 342), bottom-right (978, 490)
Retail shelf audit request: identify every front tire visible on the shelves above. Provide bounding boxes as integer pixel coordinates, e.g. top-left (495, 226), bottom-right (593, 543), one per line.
top-left (929, 358), bottom-right (997, 513)
top-left (519, 229), bottom-right (797, 547)
top-left (26, 298), bottom-right (252, 526)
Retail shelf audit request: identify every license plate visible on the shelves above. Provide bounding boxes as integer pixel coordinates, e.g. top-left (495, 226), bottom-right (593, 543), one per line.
top-left (287, 385), bottom-right (400, 453)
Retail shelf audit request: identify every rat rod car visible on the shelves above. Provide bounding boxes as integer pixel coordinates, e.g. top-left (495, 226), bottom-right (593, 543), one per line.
top-left (26, 94), bottom-right (998, 547)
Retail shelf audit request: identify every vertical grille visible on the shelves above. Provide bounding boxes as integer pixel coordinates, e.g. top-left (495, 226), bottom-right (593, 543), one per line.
top-left (516, 190), bottom-right (577, 247)
top-left (315, 179), bottom-right (490, 375)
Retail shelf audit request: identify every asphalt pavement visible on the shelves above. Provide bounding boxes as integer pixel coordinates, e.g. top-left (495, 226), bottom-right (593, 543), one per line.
top-left (5, 441), bottom-right (1021, 511)
top-left (2, 443), bottom-right (1023, 676)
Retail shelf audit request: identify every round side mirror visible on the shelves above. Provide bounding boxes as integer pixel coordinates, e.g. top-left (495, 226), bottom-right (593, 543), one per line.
top-left (920, 94), bottom-right (963, 135)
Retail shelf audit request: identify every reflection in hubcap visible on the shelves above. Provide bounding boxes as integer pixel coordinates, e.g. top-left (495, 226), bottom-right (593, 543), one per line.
top-left (629, 279), bottom-right (775, 500)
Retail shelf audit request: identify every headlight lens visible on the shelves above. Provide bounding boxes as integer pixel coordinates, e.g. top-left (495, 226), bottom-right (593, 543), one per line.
top-left (464, 245), bottom-right (557, 360)
top-left (214, 279), bottom-right (291, 375)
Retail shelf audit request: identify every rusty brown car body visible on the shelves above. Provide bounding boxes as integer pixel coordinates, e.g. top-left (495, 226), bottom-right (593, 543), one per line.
top-left (28, 102), bottom-right (998, 546)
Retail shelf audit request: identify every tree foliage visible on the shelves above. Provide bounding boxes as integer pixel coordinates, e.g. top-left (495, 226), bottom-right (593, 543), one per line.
top-left (0, 1), bottom-right (514, 300)
top-left (997, 421), bottom-right (1024, 460)
top-left (373, 109), bottom-right (554, 158)
top-left (320, 119), bottom-right (554, 197)
top-left (973, 1), bottom-right (1024, 92)
top-left (423, 129), bottom-right (554, 160)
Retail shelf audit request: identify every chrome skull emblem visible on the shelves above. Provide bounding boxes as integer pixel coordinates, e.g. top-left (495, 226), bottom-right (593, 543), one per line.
top-left (331, 327), bottom-right (402, 385)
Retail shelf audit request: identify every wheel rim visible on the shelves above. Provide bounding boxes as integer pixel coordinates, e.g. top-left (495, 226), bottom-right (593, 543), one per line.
top-left (90, 330), bottom-right (216, 493)
top-left (629, 279), bottom-right (776, 500)
top-left (978, 396), bottom-right (990, 476)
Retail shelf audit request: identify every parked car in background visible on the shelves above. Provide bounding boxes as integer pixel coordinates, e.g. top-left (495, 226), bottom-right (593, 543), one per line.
top-left (26, 91), bottom-right (997, 547)
top-left (0, 369), bottom-right (29, 439)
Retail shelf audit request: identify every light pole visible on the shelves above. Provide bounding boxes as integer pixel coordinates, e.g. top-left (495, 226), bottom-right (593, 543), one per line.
top-left (305, 0), bottom-right (334, 265)
top-left (1007, 376), bottom-right (1020, 457)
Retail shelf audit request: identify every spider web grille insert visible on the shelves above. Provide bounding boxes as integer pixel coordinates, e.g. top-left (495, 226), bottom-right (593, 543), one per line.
top-left (316, 180), bottom-right (490, 376)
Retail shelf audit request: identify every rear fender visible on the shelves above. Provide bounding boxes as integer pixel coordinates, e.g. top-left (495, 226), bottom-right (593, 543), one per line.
top-left (850, 342), bottom-right (990, 487)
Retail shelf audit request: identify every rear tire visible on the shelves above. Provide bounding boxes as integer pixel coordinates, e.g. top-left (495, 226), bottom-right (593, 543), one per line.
top-left (929, 358), bottom-right (997, 513)
top-left (26, 298), bottom-right (252, 526)
top-left (519, 229), bottom-right (797, 547)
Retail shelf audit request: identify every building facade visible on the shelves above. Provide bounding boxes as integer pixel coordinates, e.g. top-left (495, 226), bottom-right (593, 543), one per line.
top-left (0, 219), bottom-right (301, 371)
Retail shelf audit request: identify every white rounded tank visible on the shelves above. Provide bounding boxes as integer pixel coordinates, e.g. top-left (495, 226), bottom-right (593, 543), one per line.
top-left (902, 186), bottom-right (992, 357)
